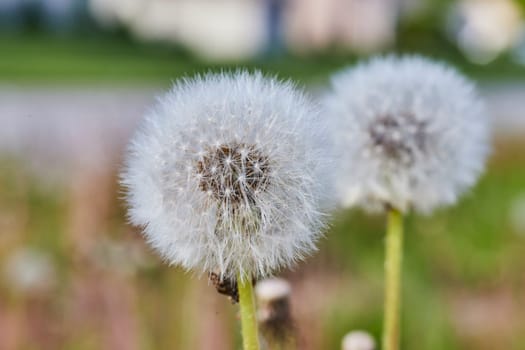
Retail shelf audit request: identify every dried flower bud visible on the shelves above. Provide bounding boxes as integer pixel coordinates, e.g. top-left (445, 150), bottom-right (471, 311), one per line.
top-left (256, 278), bottom-right (294, 347)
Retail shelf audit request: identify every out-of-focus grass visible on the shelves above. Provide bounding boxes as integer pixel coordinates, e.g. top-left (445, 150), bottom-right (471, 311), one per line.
top-left (0, 34), bottom-right (350, 86)
top-left (1, 138), bottom-right (524, 350)
top-left (1, 33), bottom-right (525, 86)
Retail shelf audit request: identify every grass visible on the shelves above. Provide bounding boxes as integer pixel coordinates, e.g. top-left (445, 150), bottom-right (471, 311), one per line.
top-left (0, 33), bottom-right (524, 86)
top-left (0, 33), bottom-right (350, 86)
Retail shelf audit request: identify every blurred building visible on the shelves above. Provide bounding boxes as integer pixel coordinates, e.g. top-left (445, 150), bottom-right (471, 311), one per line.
top-left (284, 0), bottom-right (399, 54)
top-left (88, 0), bottom-right (269, 61)
top-left (0, 0), bottom-right (91, 32)
top-left (448, 0), bottom-right (524, 64)
top-left (18, 0), bottom-right (524, 61)
top-left (87, 0), bottom-right (401, 60)
top-left (0, 0), bottom-right (21, 29)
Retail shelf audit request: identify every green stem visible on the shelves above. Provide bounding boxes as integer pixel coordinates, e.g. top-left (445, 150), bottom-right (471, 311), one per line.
top-left (382, 208), bottom-right (404, 350)
top-left (238, 272), bottom-right (260, 350)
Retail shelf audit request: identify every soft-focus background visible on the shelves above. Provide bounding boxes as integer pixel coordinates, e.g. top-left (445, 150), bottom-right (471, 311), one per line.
top-left (1, 0), bottom-right (525, 349)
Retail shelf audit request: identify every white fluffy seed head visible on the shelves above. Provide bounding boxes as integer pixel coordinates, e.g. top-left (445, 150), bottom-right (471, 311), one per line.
top-left (121, 71), bottom-right (332, 281)
top-left (341, 331), bottom-right (376, 350)
top-left (4, 248), bottom-right (57, 294)
top-left (324, 55), bottom-right (490, 214)
top-left (255, 277), bottom-right (292, 302)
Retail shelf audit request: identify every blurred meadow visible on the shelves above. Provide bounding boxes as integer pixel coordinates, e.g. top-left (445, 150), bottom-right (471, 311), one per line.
top-left (1, 0), bottom-right (525, 349)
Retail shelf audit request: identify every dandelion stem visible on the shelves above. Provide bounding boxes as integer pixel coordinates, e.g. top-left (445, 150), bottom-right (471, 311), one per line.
top-left (382, 208), bottom-right (403, 350)
top-left (238, 272), bottom-right (260, 350)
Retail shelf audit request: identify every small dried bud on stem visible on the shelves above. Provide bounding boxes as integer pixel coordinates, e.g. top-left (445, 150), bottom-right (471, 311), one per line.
top-left (209, 271), bottom-right (239, 303)
top-left (255, 278), bottom-right (295, 349)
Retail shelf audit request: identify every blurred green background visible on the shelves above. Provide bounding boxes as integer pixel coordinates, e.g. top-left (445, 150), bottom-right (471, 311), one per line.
top-left (1, 0), bottom-right (525, 349)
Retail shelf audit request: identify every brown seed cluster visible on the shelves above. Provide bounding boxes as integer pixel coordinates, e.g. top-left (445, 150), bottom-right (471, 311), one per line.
top-left (209, 271), bottom-right (239, 303)
top-left (196, 143), bottom-right (270, 204)
top-left (368, 113), bottom-right (427, 165)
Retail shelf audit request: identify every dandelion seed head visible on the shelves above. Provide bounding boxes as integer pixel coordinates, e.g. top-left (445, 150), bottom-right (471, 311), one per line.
top-left (324, 55), bottom-right (490, 213)
top-left (121, 71), bottom-right (332, 280)
top-left (4, 248), bottom-right (56, 294)
top-left (342, 331), bottom-right (376, 350)
top-left (255, 277), bottom-right (292, 302)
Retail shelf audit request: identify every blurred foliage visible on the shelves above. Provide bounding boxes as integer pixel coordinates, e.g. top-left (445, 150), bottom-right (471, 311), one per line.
top-left (1, 137), bottom-right (524, 349)
top-left (0, 32), bottom-right (524, 86)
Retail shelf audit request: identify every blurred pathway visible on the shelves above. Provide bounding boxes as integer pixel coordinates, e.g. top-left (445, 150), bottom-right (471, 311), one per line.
top-left (0, 86), bottom-right (158, 181)
top-left (482, 83), bottom-right (525, 136)
top-left (0, 83), bottom-right (523, 179)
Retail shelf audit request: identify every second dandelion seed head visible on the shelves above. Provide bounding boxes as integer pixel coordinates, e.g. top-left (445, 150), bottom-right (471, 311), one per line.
top-left (324, 55), bottom-right (490, 214)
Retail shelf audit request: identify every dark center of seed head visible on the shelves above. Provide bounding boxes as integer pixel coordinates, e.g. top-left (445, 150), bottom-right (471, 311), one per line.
top-left (368, 113), bottom-right (427, 164)
top-left (196, 143), bottom-right (270, 204)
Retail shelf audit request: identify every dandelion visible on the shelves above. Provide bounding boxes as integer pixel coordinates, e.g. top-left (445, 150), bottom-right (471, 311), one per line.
top-left (4, 247), bottom-right (57, 294)
top-left (324, 56), bottom-right (490, 350)
top-left (325, 56), bottom-right (489, 214)
top-left (121, 71), bottom-right (331, 350)
top-left (342, 331), bottom-right (376, 350)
